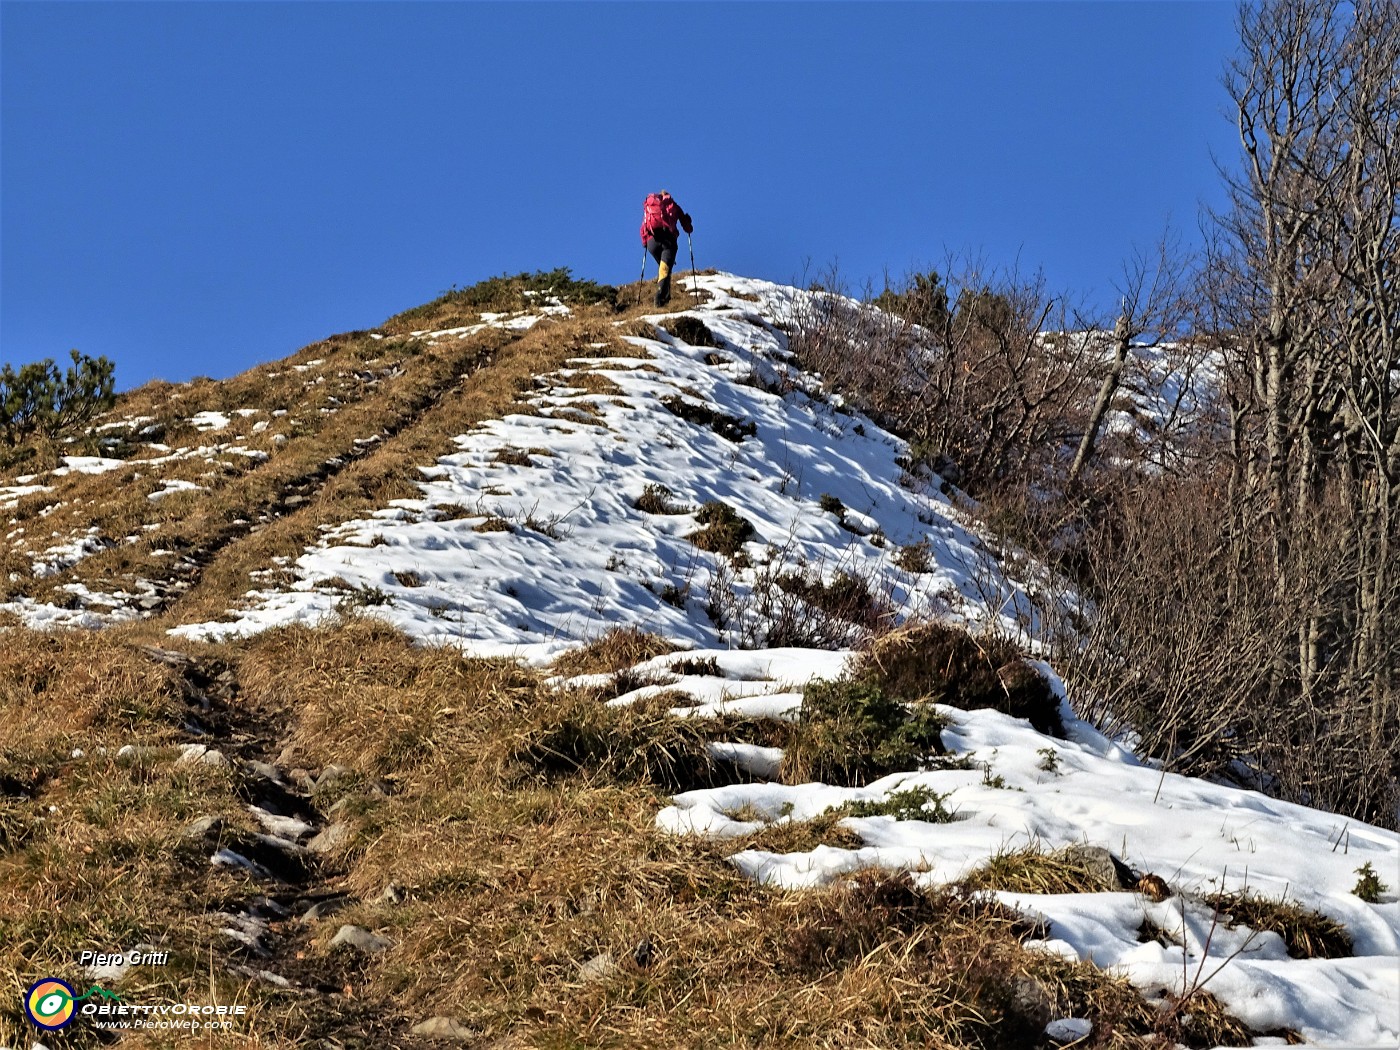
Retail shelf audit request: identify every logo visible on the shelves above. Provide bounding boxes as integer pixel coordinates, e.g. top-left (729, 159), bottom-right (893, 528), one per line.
top-left (24, 978), bottom-right (78, 1031)
top-left (23, 974), bottom-right (243, 1033)
top-left (23, 979), bottom-right (123, 1031)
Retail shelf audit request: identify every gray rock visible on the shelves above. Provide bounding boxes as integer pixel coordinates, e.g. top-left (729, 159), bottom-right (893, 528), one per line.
top-left (315, 764), bottom-right (350, 789)
top-left (175, 744), bottom-right (227, 768)
top-left (1010, 976), bottom-right (1054, 1029)
top-left (307, 822), bottom-right (350, 854)
top-left (1046, 1017), bottom-right (1093, 1044)
top-left (183, 815), bottom-right (225, 840)
top-left (576, 951), bottom-right (618, 983)
top-left (330, 924), bottom-right (393, 954)
top-left (1060, 844), bottom-right (1135, 890)
top-left (301, 898), bottom-right (348, 922)
top-left (410, 1016), bottom-right (477, 1041)
top-left (377, 882), bottom-right (405, 905)
top-left (244, 760), bottom-right (285, 784)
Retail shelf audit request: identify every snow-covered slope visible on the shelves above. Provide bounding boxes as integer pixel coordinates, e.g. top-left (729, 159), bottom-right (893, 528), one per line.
top-left (174, 275), bottom-right (1041, 657)
top-left (632, 650), bottom-right (1399, 1047)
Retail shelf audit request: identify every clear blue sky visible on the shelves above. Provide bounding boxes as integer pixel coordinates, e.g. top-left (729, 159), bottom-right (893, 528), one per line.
top-left (3, 1), bottom-right (1241, 390)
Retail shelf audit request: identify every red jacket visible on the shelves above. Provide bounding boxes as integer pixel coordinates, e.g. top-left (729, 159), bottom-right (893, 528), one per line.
top-left (640, 192), bottom-right (692, 244)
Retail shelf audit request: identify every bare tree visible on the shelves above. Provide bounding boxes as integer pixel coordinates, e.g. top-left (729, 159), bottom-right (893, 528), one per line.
top-left (1068, 231), bottom-right (1196, 488)
top-left (1160, 0), bottom-right (1400, 820)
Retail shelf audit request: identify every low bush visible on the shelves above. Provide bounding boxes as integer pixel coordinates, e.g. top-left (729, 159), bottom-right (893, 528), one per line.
top-left (775, 568), bottom-right (886, 630)
top-left (661, 395), bottom-right (757, 443)
top-left (634, 482), bottom-right (690, 515)
top-left (689, 500), bottom-right (756, 557)
top-left (894, 539), bottom-right (933, 574)
top-left (783, 675), bottom-right (948, 786)
top-left (661, 315), bottom-right (721, 348)
top-left (860, 623), bottom-right (1063, 737)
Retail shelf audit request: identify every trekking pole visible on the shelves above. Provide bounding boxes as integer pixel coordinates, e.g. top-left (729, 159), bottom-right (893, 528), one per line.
top-left (687, 233), bottom-right (697, 297)
top-left (638, 247), bottom-right (648, 307)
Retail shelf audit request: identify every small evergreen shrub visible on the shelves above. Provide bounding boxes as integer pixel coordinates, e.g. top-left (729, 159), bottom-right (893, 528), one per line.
top-left (1353, 862), bottom-right (1387, 903)
top-left (872, 270), bottom-right (952, 331)
top-left (783, 675), bottom-right (948, 786)
top-left (0, 350), bottom-right (116, 447)
top-left (818, 493), bottom-right (847, 518)
top-left (840, 784), bottom-right (955, 822)
top-left (689, 501), bottom-right (755, 557)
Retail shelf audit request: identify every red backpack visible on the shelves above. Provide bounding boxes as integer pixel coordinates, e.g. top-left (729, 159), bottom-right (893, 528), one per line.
top-left (640, 192), bottom-right (673, 244)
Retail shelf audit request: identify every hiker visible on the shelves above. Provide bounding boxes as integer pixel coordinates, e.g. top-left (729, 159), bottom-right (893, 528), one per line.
top-left (640, 190), bottom-right (693, 306)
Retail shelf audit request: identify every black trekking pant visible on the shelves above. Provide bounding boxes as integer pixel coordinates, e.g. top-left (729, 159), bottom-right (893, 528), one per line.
top-left (647, 233), bottom-right (678, 305)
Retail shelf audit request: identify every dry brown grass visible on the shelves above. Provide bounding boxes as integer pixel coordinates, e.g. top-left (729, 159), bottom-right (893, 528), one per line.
top-left (549, 626), bottom-right (680, 679)
top-left (3, 302), bottom-right (640, 626)
top-left (1202, 890), bottom-right (1354, 960)
top-left (235, 623), bottom-right (1254, 1048)
top-left (156, 313), bottom-right (635, 627)
top-left (961, 843), bottom-right (1124, 895)
top-left (860, 622), bottom-right (1064, 737)
top-left (0, 628), bottom-right (285, 1047)
top-left (0, 618), bottom-right (1267, 1049)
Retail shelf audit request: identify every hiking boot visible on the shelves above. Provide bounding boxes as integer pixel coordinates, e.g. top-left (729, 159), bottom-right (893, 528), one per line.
top-left (654, 277), bottom-right (672, 307)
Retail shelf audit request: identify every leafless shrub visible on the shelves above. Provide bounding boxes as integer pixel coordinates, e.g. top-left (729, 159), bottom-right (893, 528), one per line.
top-left (788, 260), bottom-right (1108, 496)
top-left (703, 540), bottom-right (900, 650)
